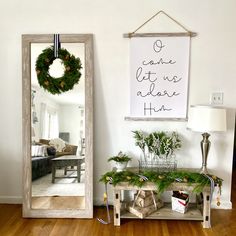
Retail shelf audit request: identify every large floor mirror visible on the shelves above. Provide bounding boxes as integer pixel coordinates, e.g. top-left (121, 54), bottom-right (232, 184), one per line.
top-left (22, 34), bottom-right (93, 218)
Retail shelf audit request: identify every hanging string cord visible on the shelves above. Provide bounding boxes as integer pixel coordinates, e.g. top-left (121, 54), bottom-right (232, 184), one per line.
top-left (97, 182), bottom-right (111, 224)
top-left (131, 10), bottom-right (191, 35)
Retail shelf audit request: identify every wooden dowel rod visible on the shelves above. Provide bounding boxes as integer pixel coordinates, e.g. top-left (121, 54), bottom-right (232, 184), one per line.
top-left (123, 32), bottom-right (197, 38)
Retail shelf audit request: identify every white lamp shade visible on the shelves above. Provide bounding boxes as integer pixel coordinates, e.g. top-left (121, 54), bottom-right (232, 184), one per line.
top-left (187, 105), bottom-right (226, 132)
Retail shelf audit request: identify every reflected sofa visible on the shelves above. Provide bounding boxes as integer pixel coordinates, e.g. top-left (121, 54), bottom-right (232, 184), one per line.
top-left (39, 139), bottom-right (78, 157)
top-left (31, 139), bottom-right (78, 180)
top-left (32, 155), bottom-right (54, 181)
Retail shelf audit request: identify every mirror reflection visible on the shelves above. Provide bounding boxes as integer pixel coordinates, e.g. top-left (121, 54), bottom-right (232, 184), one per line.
top-left (30, 43), bottom-right (86, 210)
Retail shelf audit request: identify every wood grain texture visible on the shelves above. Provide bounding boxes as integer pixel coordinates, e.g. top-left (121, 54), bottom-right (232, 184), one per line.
top-left (113, 182), bottom-right (210, 192)
top-left (113, 190), bottom-right (121, 226)
top-left (22, 34), bottom-right (94, 218)
top-left (31, 196), bottom-right (85, 210)
top-left (123, 203), bottom-right (202, 220)
top-left (0, 205), bottom-right (236, 236)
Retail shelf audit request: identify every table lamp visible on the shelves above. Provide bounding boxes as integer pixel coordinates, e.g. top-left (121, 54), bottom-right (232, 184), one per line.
top-left (187, 105), bottom-right (226, 174)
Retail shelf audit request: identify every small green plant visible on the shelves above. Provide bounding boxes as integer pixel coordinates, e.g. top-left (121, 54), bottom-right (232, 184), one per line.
top-left (108, 151), bottom-right (132, 163)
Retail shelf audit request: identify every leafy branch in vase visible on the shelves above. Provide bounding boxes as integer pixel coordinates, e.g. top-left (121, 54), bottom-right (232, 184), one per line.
top-left (132, 130), bottom-right (182, 161)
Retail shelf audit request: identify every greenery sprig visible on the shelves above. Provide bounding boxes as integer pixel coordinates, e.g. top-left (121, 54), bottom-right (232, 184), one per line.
top-left (133, 130), bottom-right (181, 157)
top-left (100, 170), bottom-right (222, 194)
top-left (35, 47), bottom-right (82, 95)
top-left (108, 151), bottom-right (132, 163)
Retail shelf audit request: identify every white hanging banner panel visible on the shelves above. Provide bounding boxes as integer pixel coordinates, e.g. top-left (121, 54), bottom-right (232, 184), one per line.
top-left (130, 36), bottom-right (190, 119)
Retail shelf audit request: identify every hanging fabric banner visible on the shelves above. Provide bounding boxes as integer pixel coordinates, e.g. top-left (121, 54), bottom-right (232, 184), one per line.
top-left (54, 34), bottom-right (61, 58)
top-left (129, 36), bottom-right (190, 119)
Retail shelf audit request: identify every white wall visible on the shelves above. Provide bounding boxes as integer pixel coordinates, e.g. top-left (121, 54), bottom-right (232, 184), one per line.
top-left (0, 0), bottom-right (235, 208)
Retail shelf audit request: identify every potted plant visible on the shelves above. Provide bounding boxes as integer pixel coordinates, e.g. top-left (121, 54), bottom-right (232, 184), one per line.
top-left (108, 151), bottom-right (132, 172)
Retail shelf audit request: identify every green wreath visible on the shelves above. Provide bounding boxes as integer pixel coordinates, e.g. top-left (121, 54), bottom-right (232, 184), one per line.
top-left (35, 47), bottom-right (82, 95)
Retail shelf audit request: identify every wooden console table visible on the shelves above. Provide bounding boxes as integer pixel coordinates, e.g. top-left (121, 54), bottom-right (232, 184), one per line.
top-left (113, 182), bottom-right (211, 228)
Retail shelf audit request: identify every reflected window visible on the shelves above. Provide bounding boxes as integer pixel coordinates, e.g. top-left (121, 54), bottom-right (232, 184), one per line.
top-left (41, 103), bottom-right (59, 139)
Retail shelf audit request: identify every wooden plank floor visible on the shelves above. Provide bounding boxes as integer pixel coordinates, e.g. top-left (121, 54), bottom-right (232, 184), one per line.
top-left (0, 204), bottom-right (235, 236)
top-left (0, 171), bottom-right (235, 236)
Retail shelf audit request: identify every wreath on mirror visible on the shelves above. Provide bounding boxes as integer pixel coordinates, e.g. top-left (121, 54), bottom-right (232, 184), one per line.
top-left (35, 47), bottom-right (82, 95)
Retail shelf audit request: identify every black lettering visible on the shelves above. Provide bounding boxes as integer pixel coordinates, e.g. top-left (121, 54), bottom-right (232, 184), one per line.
top-left (163, 75), bottom-right (182, 83)
top-left (153, 40), bottom-right (165, 53)
top-left (135, 67), bottom-right (157, 82)
top-left (142, 58), bottom-right (176, 66)
top-left (137, 83), bottom-right (180, 98)
top-left (144, 103), bottom-right (172, 116)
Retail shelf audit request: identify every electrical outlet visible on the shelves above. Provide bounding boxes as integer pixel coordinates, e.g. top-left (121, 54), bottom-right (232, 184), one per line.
top-left (210, 92), bottom-right (224, 105)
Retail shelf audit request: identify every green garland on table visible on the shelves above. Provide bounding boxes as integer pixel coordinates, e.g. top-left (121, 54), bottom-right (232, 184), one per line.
top-left (100, 170), bottom-right (223, 194)
top-left (35, 47), bottom-right (82, 95)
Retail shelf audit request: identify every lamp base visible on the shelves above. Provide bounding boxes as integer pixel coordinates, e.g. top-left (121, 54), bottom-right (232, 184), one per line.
top-left (200, 166), bottom-right (208, 174)
top-left (200, 132), bottom-right (211, 175)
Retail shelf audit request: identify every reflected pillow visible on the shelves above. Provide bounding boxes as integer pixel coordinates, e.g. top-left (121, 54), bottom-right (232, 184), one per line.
top-left (47, 146), bottom-right (56, 156)
top-left (31, 145), bottom-right (47, 157)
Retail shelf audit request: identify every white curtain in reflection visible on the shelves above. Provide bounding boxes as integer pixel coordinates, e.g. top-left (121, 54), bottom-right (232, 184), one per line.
top-left (40, 103), bottom-right (59, 139)
top-left (49, 112), bottom-right (59, 139)
top-left (40, 103), bottom-right (47, 138)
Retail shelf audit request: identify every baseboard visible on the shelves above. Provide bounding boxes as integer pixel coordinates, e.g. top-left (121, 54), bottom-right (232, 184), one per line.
top-left (0, 196), bottom-right (22, 204)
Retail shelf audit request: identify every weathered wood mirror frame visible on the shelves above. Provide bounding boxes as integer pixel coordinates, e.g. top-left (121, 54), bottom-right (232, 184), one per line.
top-left (22, 34), bottom-right (93, 218)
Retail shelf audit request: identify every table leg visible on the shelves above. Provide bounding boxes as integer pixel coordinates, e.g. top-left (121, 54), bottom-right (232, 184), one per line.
top-left (202, 189), bottom-right (211, 228)
top-left (52, 165), bottom-right (56, 183)
top-left (114, 189), bottom-right (121, 226)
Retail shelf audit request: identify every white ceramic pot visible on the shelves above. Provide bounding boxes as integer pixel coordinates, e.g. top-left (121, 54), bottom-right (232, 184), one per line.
top-left (115, 161), bottom-right (128, 172)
